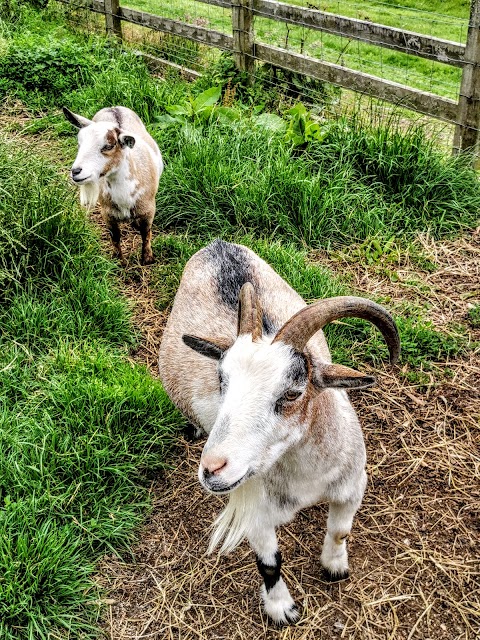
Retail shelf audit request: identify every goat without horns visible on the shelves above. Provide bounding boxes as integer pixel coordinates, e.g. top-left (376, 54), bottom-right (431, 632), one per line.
top-left (158, 239), bottom-right (400, 624)
top-left (63, 105), bottom-right (163, 265)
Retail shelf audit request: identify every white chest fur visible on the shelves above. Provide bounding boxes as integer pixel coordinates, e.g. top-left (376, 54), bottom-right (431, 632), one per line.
top-left (102, 163), bottom-right (140, 220)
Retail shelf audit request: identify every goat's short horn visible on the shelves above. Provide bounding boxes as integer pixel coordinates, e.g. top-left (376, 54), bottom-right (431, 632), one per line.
top-left (273, 296), bottom-right (400, 363)
top-left (237, 282), bottom-right (263, 340)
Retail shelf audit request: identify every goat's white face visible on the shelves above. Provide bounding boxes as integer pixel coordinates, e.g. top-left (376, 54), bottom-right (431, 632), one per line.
top-left (198, 336), bottom-right (310, 494)
top-left (70, 123), bottom-right (135, 186)
top-left (182, 282), bottom-right (395, 496)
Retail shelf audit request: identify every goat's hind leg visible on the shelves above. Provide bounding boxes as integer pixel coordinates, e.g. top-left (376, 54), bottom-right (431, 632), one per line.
top-left (248, 527), bottom-right (299, 625)
top-left (137, 214), bottom-right (154, 266)
top-left (321, 493), bottom-right (363, 581)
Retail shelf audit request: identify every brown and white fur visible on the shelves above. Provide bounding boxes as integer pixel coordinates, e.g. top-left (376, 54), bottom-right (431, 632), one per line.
top-left (158, 239), bottom-right (400, 625)
top-left (63, 106), bottom-right (163, 265)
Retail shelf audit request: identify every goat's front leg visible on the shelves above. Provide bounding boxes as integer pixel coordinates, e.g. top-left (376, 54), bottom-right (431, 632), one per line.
top-left (248, 526), bottom-right (299, 625)
top-left (321, 494), bottom-right (363, 581)
top-left (105, 216), bottom-right (124, 264)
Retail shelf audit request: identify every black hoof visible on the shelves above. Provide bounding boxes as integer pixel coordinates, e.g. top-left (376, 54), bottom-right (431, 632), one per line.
top-left (284, 605), bottom-right (300, 625)
top-left (322, 568), bottom-right (350, 583)
top-left (272, 606), bottom-right (300, 627)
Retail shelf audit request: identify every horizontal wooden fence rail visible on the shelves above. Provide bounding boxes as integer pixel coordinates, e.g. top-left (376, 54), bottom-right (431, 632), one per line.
top-left (196, 0), bottom-right (467, 68)
top-left (120, 6), bottom-right (233, 50)
top-left (57, 0), bottom-right (480, 156)
top-left (253, 0), bottom-right (466, 67)
top-left (255, 43), bottom-right (459, 122)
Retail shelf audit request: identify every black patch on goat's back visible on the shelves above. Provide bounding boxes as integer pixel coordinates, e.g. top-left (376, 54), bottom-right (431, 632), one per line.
top-left (203, 240), bottom-right (278, 337)
top-left (256, 551), bottom-right (282, 592)
top-left (203, 239), bottom-right (252, 308)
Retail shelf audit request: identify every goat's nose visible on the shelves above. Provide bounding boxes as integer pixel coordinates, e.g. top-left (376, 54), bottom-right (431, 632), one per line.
top-left (202, 454), bottom-right (227, 476)
top-left (71, 167), bottom-right (82, 177)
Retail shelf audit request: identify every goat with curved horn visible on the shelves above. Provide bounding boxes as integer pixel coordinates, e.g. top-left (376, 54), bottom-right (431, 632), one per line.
top-left (273, 296), bottom-right (400, 363)
top-left (159, 239), bottom-right (402, 626)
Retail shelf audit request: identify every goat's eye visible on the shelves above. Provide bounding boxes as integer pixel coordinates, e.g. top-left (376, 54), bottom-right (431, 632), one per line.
top-left (101, 144), bottom-right (115, 152)
top-left (283, 390), bottom-right (301, 402)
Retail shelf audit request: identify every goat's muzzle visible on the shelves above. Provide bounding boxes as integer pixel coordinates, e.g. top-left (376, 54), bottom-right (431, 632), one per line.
top-left (200, 466), bottom-right (253, 494)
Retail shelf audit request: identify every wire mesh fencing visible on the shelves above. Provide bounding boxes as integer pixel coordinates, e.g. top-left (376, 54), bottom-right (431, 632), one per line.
top-left (53, 0), bottom-right (480, 154)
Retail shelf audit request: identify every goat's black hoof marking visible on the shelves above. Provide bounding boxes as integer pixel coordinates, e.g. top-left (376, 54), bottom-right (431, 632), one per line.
top-left (284, 605), bottom-right (300, 625)
top-left (272, 605), bottom-right (299, 627)
top-left (322, 568), bottom-right (350, 583)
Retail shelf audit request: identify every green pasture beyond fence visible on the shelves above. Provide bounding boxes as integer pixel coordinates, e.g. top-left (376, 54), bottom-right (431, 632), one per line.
top-left (55, 0), bottom-right (480, 157)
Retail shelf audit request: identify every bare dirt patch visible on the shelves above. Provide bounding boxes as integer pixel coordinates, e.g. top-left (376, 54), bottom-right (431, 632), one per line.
top-left (313, 230), bottom-right (480, 333)
top-left (94, 229), bottom-right (480, 639)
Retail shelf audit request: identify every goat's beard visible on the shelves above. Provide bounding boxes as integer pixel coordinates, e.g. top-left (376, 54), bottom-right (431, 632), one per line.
top-left (79, 182), bottom-right (100, 211)
top-left (207, 478), bottom-right (262, 555)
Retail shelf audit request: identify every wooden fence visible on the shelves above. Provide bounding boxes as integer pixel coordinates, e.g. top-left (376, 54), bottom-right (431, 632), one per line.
top-left (59, 0), bottom-right (480, 155)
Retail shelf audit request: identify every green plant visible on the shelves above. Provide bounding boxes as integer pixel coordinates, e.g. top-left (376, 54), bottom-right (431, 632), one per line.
top-left (156, 86), bottom-right (240, 129)
top-left (0, 0), bottom-right (47, 23)
top-left (353, 236), bottom-right (397, 265)
top-left (0, 35), bottom-right (113, 108)
top-left (467, 304), bottom-right (480, 328)
top-left (196, 53), bottom-right (337, 112)
top-left (284, 103), bottom-right (329, 148)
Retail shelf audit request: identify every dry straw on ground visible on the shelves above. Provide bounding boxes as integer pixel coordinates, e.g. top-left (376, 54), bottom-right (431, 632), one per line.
top-left (95, 225), bottom-right (479, 640)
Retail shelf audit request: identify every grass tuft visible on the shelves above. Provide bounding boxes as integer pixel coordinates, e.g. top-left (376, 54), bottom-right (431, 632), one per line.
top-left (154, 117), bottom-right (480, 249)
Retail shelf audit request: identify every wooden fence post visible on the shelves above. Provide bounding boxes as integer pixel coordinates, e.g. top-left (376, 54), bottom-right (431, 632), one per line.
top-left (453, 0), bottom-right (480, 155)
top-left (232, 0), bottom-right (255, 76)
top-left (104, 0), bottom-right (123, 40)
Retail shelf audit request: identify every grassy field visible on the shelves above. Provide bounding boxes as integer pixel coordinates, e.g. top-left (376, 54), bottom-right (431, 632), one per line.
top-left (114, 0), bottom-right (470, 100)
top-left (0, 3), bottom-right (479, 639)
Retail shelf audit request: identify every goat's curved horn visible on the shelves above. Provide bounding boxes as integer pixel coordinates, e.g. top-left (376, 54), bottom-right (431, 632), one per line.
top-left (273, 296), bottom-right (400, 363)
top-left (237, 282), bottom-right (263, 340)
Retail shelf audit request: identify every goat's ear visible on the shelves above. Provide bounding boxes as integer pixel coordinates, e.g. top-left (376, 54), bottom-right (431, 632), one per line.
top-left (118, 133), bottom-right (136, 149)
top-left (182, 335), bottom-right (231, 360)
top-left (312, 363), bottom-right (375, 390)
top-left (62, 106), bottom-right (93, 129)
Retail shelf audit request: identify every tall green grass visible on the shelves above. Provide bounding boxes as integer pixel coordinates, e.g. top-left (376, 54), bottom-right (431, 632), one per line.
top-left (0, 4), bottom-right (189, 121)
top-left (154, 117), bottom-right (480, 248)
top-left (0, 138), bottom-right (182, 639)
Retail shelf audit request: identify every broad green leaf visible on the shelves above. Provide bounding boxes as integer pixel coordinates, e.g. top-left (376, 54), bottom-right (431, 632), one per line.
top-left (155, 114), bottom-right (179, 127)
top-left (166, 104), bottom-right (191, 117)
top-left (192, 86), bottom-right (221, 112)
top-left (287, 103), bottom-right (307, 117)
top-left (215, 106), bottom-right (241, 122)
top-left (254, 113), bottom-right (286, 132)
top-left (197, 105), bottom-right (215, 121)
